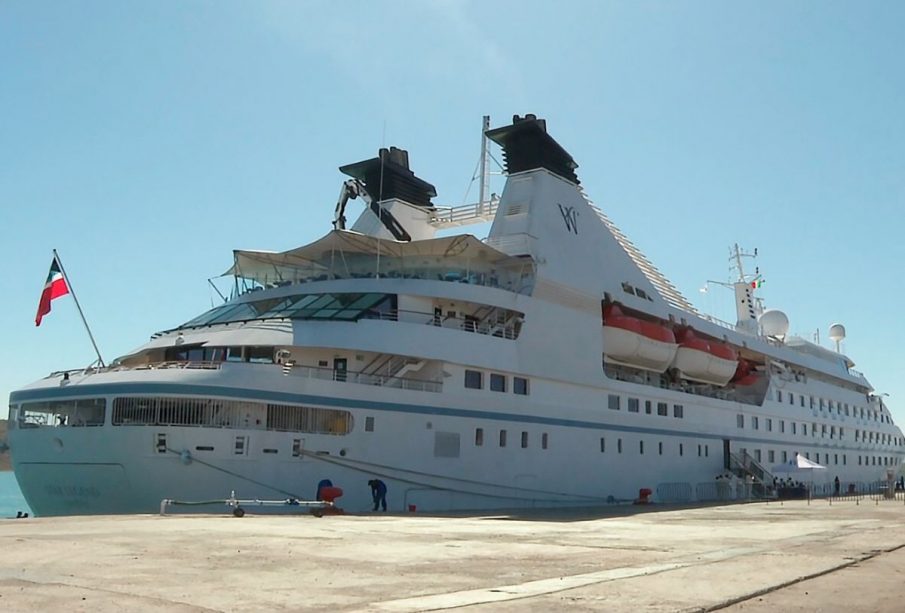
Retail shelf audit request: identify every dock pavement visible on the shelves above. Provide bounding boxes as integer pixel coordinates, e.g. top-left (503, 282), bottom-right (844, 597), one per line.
top-left (2, 498), bottom-right (905, 612)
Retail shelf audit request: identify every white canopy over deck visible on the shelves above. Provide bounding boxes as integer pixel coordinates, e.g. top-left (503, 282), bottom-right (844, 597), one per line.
top-left (225, 230), bottom-right (534, 292)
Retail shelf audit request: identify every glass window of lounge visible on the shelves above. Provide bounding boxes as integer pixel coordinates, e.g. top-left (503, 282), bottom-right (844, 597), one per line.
top-left (465, 370), bottom-right (483, 389)
top-left (490, 373), bottom-right (507, 393)
top-left (513, 377), bottom-right (529, 395)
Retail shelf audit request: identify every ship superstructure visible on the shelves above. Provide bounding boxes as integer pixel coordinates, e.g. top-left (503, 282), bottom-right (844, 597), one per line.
top-left (8, 115), bottom-right (904, 516)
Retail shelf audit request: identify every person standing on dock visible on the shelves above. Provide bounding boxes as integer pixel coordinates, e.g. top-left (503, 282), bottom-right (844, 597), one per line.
top-left (368, 479), bottom-right (387, 511)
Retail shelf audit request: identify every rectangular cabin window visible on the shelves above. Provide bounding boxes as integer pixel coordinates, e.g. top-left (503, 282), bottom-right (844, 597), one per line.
top-left (521, 432), bottom-right (528, 448)
top-left (752, 416), bottom-right (759, 430)
top-left (697, 444), bottom-right (702, 457)
top-left (608, 395), bottom-right (621, 410)
top-left (777, 390), bottom-right (783, 403)
top-left (768, 450), bottom-right (775, 463)
top-left (226, 347), bottom-right (244, 362)
top-left (617, 438), bottom-right (623, 454)
top-left (810, 396), bottom-right (815, 409)
top-left (766, 419), bottom-right (772, 432)
top-left (754, 449), bottom-right (762, 462)
top-left (705, 445), bottom-right (709, 457)
top-left (291, 438), bottom-right (303, 457)
top-left (247, 346), bottom-right (274, 364)
top-left (490, 373), bottom-right (507, 393)
top-left (789, 393), bottom-right (794, 405)
top-left (673, 404), bottom-right (684, 419)
top-left (645, 400), bottom-right (652, 414)
top-left (679, 443), bottom-right (684, 456)
top-left (780, 420), bottom-right (785, 433)
top-left (737, 414), bottom-right (745, 428)
top-left (365, 416), bottom-right (375, 432)
top-left (658, 441), bottom-right (663, 455)
top-left (800, 396), bottom-right (805, 408)
top-left (628, 398), bottom-right (640, 413)
top-left (513, 377), bottom-right (529, 395)
top-left (600, 437), bottom-right (606, 453)
top-left (499, 430), bottom-right (507, 447)
top-left (657, 402), bottom-right (668, 416)
top-left (792, 422), bottom-right (797, 435)
top-left (475, 428), bottom-right (484, 446)
top-left (465, 370), bottom-right (483, 389)
top-left (782, 451), bottom-right (788, 462)
top-left (542, 433), bottom-right (548, 449)
top-left (639, 440), bottom-right (645, 455)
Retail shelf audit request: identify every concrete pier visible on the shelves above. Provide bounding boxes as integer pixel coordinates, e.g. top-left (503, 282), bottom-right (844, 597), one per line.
top-left (2, 499), bottom-right (904, 611)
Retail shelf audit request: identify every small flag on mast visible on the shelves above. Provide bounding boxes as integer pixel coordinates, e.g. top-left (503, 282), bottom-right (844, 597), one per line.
top-left (35, 256), bottom-right (70, 326)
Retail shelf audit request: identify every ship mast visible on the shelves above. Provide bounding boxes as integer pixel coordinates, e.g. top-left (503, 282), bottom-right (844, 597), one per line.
top-left (729, 244), bottom-right (763, 334)
top-left (477, 115), bottom-right (490, 215)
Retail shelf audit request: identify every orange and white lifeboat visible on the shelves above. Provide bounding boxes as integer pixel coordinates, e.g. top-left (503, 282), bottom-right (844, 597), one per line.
top-left (602, 305), bottom-right (677, 373)
top-left (730, 358), bottom-right (759, 386)
top-left (672, 329), bottom-right (738, 386)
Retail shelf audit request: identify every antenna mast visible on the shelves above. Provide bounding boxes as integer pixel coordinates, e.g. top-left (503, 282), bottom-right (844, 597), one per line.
top-left (478, 115), bottom-right (490, 215)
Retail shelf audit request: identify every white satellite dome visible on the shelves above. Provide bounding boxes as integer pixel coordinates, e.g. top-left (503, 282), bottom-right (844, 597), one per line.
top-left (829, 323), bottom-right (846, 343)
top-left (759, 309), bottom-right (790, 338)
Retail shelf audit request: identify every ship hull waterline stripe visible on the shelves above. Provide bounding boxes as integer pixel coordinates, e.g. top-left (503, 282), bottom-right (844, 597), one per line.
top-left (8, 382), bottom-right (887, 451)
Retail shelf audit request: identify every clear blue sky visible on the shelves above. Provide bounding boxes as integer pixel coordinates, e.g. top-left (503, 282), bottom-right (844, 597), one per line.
top-left (2, 2), bottom-right (904, 421)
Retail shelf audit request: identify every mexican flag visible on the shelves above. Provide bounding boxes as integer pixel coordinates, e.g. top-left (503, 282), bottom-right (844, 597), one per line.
top-left (35, 257), bottom-right (69, 326)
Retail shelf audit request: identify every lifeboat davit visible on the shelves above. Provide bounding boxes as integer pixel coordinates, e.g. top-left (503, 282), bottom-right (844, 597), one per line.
top-left (672, 329), bottom-right (738, 386)
top-left (602, 305), bottom-right (677, 372)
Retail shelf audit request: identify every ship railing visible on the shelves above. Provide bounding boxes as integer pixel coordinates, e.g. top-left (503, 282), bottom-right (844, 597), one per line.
top-left (236, 262), bottom-right (532, 296)
top-left (103, 360), bottom-right (224, 373)
top-left (283, 363), bottom-right (442, 393)
top-left (366, 308), bottom-right (521, 340)
top-left (98, 359), bottom-right (442, 393)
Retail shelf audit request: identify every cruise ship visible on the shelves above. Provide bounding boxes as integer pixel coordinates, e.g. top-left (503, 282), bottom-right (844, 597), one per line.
top-left (8, 115), bottom-right (904, 516)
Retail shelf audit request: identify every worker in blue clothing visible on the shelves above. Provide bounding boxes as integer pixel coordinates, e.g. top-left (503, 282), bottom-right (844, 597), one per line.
top-left (368, 479), bottom-right (387, 511)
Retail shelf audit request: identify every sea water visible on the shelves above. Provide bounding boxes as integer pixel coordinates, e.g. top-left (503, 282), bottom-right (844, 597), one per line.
top-left (0, 471), bottom-right (31, 518)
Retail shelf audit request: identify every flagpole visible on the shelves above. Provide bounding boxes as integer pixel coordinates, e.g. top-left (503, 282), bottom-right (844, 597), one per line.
top-left (52, 249), bottom-right (106, 368)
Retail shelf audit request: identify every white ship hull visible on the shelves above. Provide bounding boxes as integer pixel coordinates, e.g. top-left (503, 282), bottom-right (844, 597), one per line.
top-left (9, 115), bottom-right (903, 516)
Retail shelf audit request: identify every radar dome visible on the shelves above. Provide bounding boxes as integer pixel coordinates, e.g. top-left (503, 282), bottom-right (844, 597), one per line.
top-left (829, 323), bottom-right (846, 342)
top-left (759, 309), bottom-right (790, 338)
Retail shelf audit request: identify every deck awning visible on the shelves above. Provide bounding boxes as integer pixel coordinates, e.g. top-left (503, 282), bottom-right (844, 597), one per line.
top-left (224, 230), bottom-right (529, 282)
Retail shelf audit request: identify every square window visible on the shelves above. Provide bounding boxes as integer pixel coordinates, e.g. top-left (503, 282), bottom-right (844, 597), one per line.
top-left (628, 398), bottom-right (640, 413)
top-left (465, 370), bottom-right (483, 389)
top-left (513, 377), bottom-right (529, 395)
top-left (657, 402), bottom-right (668, 416)
top-left (490, 373), bottom-right (507, 392)
top-left (608, 395), bottom-right (621, 410)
